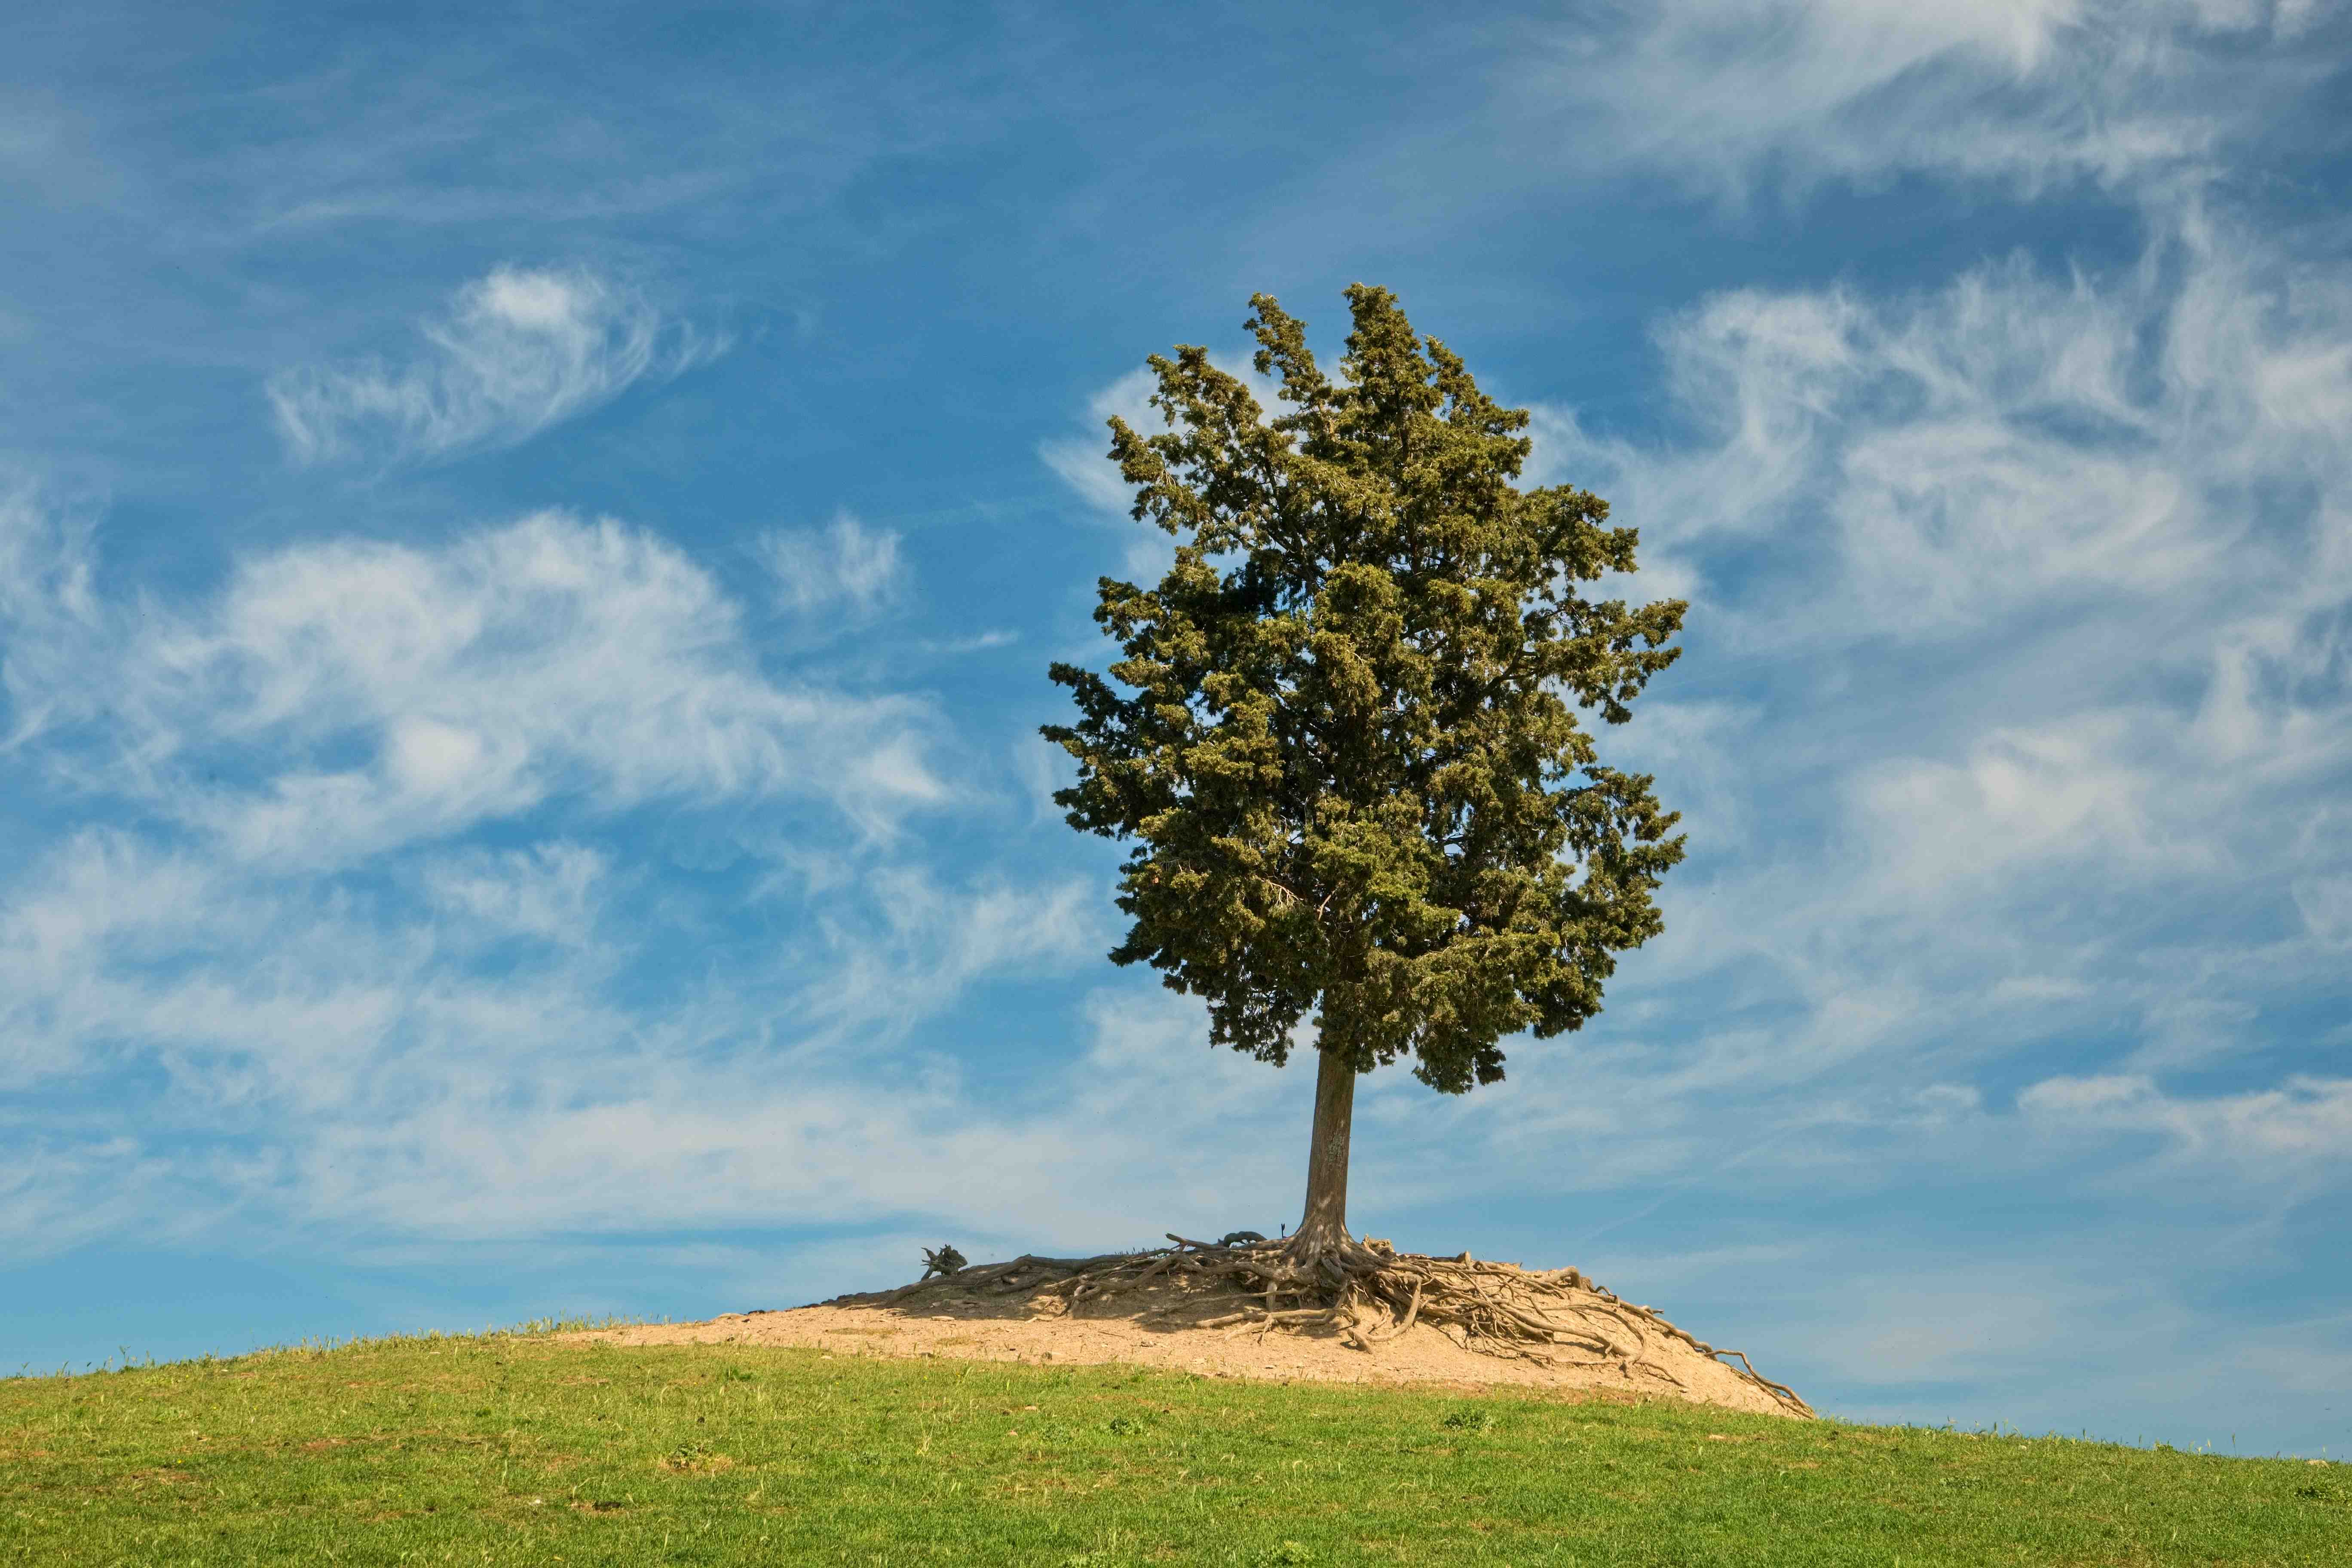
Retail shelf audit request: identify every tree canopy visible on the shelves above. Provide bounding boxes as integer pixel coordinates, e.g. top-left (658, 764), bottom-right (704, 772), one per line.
top-left (1044, 285), bottom-right (1686, 1246)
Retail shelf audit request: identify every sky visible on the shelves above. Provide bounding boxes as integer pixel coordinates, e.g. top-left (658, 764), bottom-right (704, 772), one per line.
top-left (3, 0), bottom-right (2348, 1456)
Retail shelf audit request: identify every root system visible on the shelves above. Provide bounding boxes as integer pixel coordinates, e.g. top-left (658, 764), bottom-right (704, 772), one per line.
top-left (858, 1232), bottom-right (1812, 1418)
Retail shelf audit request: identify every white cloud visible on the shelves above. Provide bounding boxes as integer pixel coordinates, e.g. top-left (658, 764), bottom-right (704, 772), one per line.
top-left (0, 1132), bottom-right (186, 1261)
top-left (266, 265), bottom-right (723, 465)
top-left (65, 509), bottom-right (953, 863)
top-left (780, 864), bottom-right (1104, 1042)
top-left (0, 824), bottom-right (1224, 1250)
top-left (1507, 0), bottom-right (2334, 198)
top-left (1493, 196), bottom-right (2352, 1225)
top-left (0, 470), bottom-right (96, 625)
top-left (1539, 204), bottom-right (2352, 952)
top-left (0, 469), bottom-right (103, 748)
top-left (1543, 213), bottom-right (2352, 642)
top-left (2020, 1072), bottom-right (2352, 1173)
top-left (419, 842), bottom-right (610, 949)
top-left (2121, 995), bottom-right (2259, 1073)
top-left (2294, 873), bottom-right (2352, 946)
top-left (753, 511), bottom-right (904, 616)
top-left (1851, 710), bottom-right (2178, 889)
top-left (1039, 365), bottom-right (1162, 516)
top-left (0, 483), bottom-right (1121, 1255)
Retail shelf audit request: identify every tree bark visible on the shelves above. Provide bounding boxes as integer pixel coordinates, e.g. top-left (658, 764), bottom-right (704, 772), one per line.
top-left (1292, 1045), bottom-right (1357, 1251)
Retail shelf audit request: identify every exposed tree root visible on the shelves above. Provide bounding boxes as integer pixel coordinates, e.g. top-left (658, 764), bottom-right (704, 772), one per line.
top-left (858, 1233), bottom-right (1813, 1418)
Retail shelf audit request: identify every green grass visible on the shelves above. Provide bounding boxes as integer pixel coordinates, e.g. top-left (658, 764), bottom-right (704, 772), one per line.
top-left (3, 1329), bottom-right (2345, 1565)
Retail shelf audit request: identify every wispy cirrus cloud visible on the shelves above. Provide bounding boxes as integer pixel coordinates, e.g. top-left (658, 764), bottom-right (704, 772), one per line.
top-left (0, 468), bottom-right (104, 749)
top-left (0, 493), bottom-right (1105, 1256)
top-left (0, 823), bottom-right (1114, 1247)
top-left (1482, 195), bottom-right (2352, 1230)
top-left (2020, 1072), bottom-right (2352, 1176)
top-left (753, 511), bottom-right (905, 617)
top-left (1505, 0), bottom-right (2337, 198)
top-left (6, 505), bottom-right (953, 867)
top-left (266, 266), bottom-right (723, 466)
top-left (416, 841), bottom-right (612, 949)
top-left (1038, 365), bottom-right (1161, 516)
top-left (1540, 208), bottom-right (2351, 632)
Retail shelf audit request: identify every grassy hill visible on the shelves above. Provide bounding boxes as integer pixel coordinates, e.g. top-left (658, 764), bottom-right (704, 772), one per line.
top-left (2, 1326), bottom-right (2343, 1565)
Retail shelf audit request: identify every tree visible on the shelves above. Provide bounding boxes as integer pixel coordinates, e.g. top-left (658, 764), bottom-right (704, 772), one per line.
top-left (1044, 285), bottom-right (1686, 1262)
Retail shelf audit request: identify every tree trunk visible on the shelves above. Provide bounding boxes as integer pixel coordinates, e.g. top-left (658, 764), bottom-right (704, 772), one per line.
top-left (1292, 1045), bottom-right (1357, 1252)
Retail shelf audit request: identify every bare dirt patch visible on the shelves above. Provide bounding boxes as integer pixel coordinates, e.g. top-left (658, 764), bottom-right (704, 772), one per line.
top-left (577, 1240), bottom-right (1807, 1420)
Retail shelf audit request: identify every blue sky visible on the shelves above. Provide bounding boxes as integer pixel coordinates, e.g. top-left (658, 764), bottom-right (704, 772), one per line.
top-left (4, 0), bottom-right (2349, 1455)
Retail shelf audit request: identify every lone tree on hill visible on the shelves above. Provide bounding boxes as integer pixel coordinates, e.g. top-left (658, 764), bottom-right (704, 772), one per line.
top-left (1045, 285), bottom-right (1687, 1262)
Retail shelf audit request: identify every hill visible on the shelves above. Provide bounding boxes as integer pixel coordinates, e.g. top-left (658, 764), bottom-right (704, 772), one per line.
top-left (4, 1325), bottom-right (2345, 1565)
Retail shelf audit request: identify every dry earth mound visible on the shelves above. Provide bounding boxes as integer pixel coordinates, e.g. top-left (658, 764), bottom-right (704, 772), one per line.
top-left (587, 1235), bottom-right (1810, 1420)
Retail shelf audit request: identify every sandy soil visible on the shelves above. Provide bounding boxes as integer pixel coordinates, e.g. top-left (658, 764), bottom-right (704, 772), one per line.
top-left (577, 1259), bottom-right (1804, 1420)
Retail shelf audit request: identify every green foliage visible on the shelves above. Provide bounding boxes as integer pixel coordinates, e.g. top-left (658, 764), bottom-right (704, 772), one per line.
top-left (1045, 286), bottom-right (1685, 1090)
top-left (4, 1335), bottom-right (2343, 1565)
